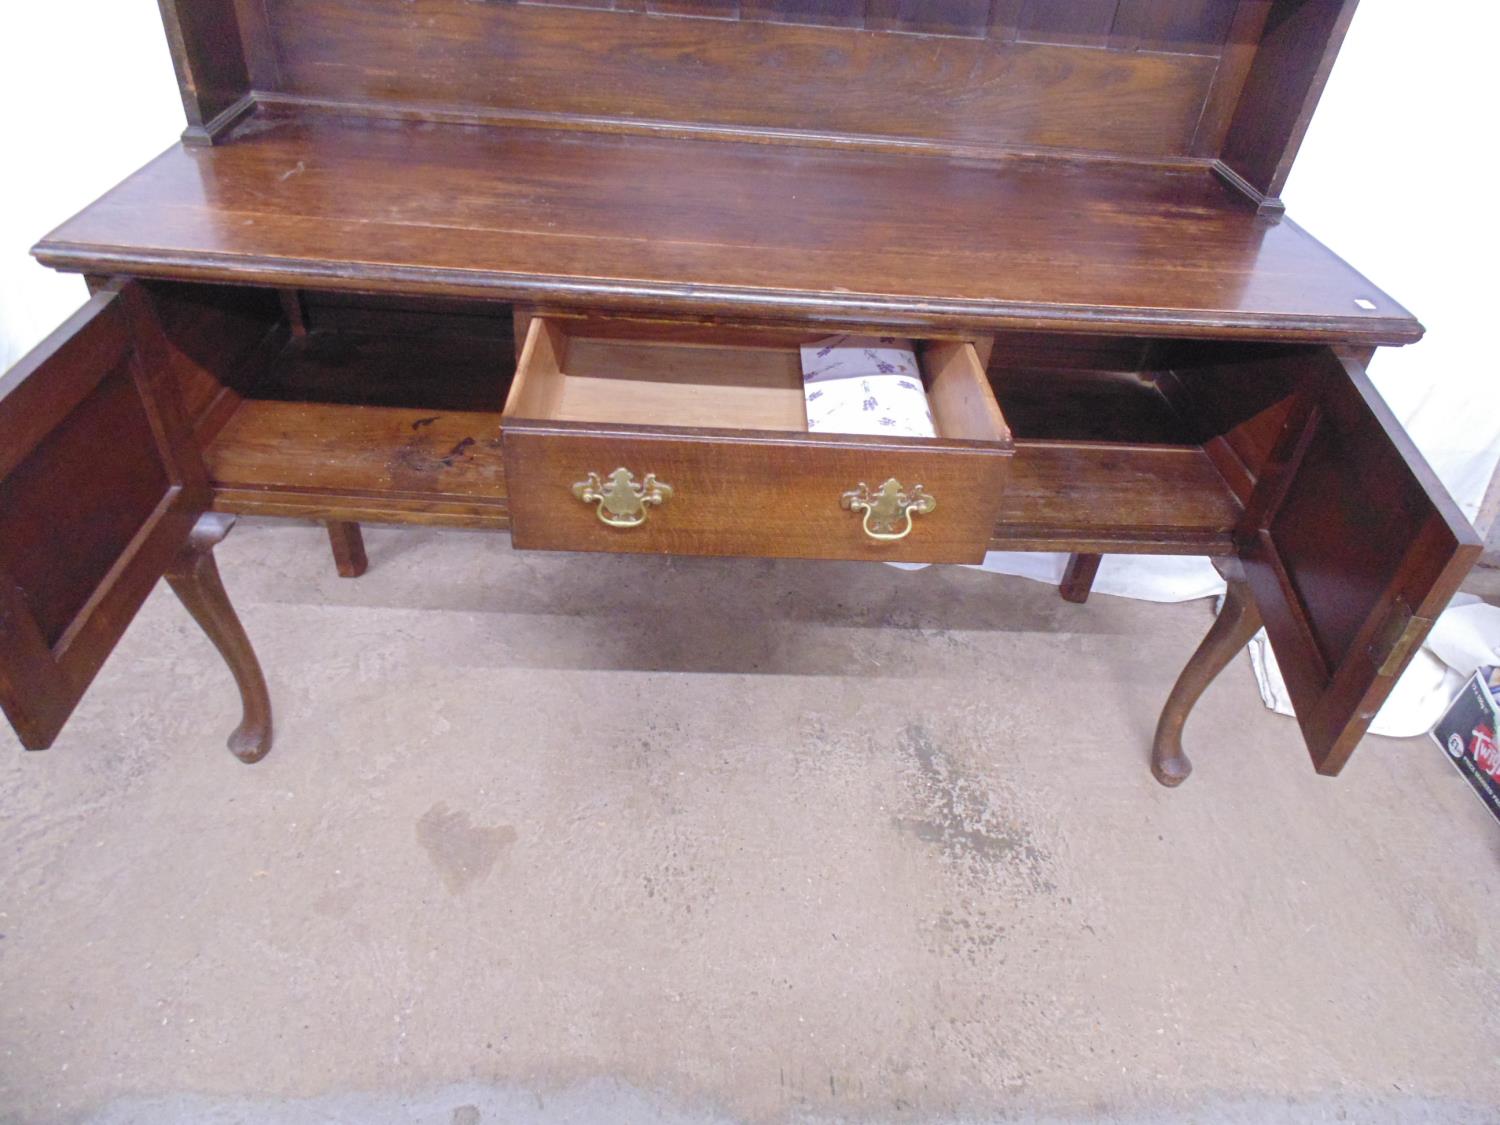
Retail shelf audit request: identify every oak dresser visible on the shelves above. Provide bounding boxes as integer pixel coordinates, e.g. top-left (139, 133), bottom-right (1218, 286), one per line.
top-left (0, 0), bottom-right (1480, 784)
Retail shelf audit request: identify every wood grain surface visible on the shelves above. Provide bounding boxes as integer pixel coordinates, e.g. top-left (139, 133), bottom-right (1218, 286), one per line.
top-left (35, 115), bottom-right (1419, 345)
top-left (500, 318), bottom-right (1012, 562)
top-left (0, 283), bottom-right (211, 749)
top-left (259, 0), bottom-right (1230, 155)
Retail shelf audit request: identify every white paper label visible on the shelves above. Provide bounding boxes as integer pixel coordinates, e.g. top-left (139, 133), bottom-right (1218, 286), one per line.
top-left (799, 335), bottom-right (936, 439)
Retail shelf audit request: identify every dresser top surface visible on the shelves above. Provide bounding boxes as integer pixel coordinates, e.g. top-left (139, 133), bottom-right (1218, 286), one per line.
top-left (35, 112), bottom-right (1418, 345)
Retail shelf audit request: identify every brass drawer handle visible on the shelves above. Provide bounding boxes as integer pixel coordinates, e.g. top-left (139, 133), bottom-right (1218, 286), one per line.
top-left (573, 468), bottom-right (674, 528)
top-left (841, 478), bottom-right (936, 541)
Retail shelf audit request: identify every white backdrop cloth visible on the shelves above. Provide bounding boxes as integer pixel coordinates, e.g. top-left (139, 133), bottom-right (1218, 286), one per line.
top-left (891, 552), bottom-right (1226, 603)
top-left (1249, 595), bottom-right (1500, 739)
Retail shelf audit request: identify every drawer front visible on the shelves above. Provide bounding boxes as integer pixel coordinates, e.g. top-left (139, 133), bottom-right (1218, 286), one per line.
top-left (503, 425), bottom-right (1010, 563)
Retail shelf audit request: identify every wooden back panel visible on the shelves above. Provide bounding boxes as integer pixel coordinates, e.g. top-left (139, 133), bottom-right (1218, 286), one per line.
top-left (158, 0), bottom-right (253, 139)
top-left (163, 0), bottom-right (1360, 202)
top-left (1218, 0), bottom-right (1360, 199)
top-left (228, 0), bottom-right (1258, 158)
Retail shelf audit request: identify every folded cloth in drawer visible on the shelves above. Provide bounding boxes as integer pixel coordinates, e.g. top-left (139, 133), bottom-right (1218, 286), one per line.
top-left (800, 335), bottom-right (936, 439)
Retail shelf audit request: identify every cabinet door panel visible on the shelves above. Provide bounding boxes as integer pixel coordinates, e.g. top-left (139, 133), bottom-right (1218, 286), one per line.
top-left (0, 282), bottom-right (208, 749)
top-left (1238, 349), bottom-right (1480, 774)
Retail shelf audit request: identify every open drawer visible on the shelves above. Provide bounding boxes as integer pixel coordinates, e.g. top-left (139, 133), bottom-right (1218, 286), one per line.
top-left (501, 316), bottom-right (1014, 562)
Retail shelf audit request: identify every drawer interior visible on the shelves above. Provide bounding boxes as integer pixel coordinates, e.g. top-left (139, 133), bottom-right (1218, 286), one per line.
top-left (505, 316), bottom-right (1010, 445)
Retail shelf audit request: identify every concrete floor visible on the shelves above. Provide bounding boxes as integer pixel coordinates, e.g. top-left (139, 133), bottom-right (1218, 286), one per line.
top-left (1, 521), bottom-right (1497, 1124)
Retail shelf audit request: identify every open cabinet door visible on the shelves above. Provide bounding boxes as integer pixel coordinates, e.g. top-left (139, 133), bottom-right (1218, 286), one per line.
top-left (0, 281), bottom-right (209, 749)
top-left (1238, 349), bottom-right (1481, 775)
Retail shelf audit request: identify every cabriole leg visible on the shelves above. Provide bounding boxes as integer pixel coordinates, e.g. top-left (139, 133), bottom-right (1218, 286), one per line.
top-left (165, 514), bottom-right (273, 764)
top-left (1150, 559), bottom-right (1261, 787)
top-left (325, 520), bottom-right (368, 578)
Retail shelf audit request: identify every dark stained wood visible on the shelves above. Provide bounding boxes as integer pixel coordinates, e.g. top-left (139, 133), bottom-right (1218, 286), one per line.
top-left (503, 426), bottom-right (1010, 563)
top-left (1151, 558), bottom-right (1261, 786)
top-left (1189, 0), bottom-right (1273, 157)
top-left (156, 0), bottom-right (254, 144)
top-left (1218, 0), bottom-right (1361, 203)
top-left (180, 306), bottom-right (1245, 552)
top-left (995, 442), bottom-right (1241, 553)
top-left (1060, 553), bottom-right (1103, 604)
top-left (1237, 350), bottom-right (1482, 775)
top-left (982, 330), bottom-right (1153, 375)
top-left (230, 0), bottom-right (281, 89)
top-left (501, 318), bottom-right (1013, 563)
top-left (646, 0), bottom-right (740, 18)
top-left (5, 1), bottom-right (1477, 786)
top-left (210, 488), bottom-right (510, 530)
top-left (740, 0), bottom-right (867, 28)
top-left (462, 0), bottom-right (1241, 54)
top-left (988, 366), bottom-right (1194, 444)
top-left (0, 282), bottom-right (208, 748)
top-left (202, 430), bottom-right (1246, 557)
top-left (1155, 340), bottom-right (1303, 504)
top-left (279, 289), bottom-right (308, 337)
top-left (147, 281), bottom-right (285, 437)
top-left (34, 115), bottom-right (1421, 346)
top-left (201, 313), bottom-right (512, 527)
top-left (165, 513), bottom-right (273, 762)
top-left (139, 0), bottom-right (1370, 195)
top-left (2, 356), bottom-right (171, 646)
top-left (865, 0), bottom-right (994, 37)
top-left (299, 291), bottom-right (517, 346)
top-left (1015, 0), bottom-right (1118, 47)
top-left (208, 398), bottom-right (507, 496)
top-left (325, 521), bottom-right (368, 578)
top-left (258, 0), bottom-right (1222, 155)
top-left (249, 326), bottom-right (512, 412)
top-left (1112, 0), bottom-right (1239, 54)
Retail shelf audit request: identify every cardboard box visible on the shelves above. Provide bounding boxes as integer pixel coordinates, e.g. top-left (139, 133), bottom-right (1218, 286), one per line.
top-left (1430, 669), bottom-right (1500, 823)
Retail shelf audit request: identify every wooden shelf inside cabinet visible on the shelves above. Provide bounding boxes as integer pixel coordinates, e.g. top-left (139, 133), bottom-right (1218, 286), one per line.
top-left (200, 313), bottom-right (513, 528)
top-left (35, 111), bottom-right (1419, 346)
top-left (185, 289), bottom-right (1248, 553)
top-left (987, 345), bottom-right (1244, 555)
top-left (997, 443), bottom-right (1241, 556)
top-left (205, 400), bottom-right (510, 527)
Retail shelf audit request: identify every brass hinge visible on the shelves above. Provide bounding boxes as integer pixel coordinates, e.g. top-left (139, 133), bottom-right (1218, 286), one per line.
top-left (1368, 596), bottom-right (1429, 679)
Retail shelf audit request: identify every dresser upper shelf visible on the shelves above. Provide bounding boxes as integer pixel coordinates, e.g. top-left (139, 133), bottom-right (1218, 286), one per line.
top-left (34, 110), bottom-right (1417, 345)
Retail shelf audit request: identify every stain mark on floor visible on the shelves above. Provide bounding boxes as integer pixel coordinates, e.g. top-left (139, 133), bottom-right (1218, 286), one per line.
top-left (894, 723), bottom-right (1053, 890)
top-left (415, 802), bottom-right (517, 894)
